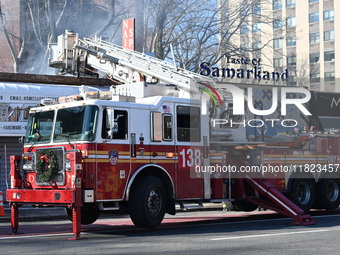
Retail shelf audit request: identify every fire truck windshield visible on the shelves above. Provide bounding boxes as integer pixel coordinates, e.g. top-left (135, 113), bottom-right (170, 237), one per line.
top-left (53, 105), bottom-right (98, 142)
top-left (25, 106), bottom-right (98, 144)
top-left (25, 110), bottom-right (54, 144)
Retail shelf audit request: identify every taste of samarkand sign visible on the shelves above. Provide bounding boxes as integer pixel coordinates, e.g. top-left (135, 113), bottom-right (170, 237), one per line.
top-left (199, 56), bottom-right (289, 82)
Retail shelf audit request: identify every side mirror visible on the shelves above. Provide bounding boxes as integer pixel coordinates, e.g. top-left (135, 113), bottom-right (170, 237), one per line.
top-left (107, 121), bottom-right (118, 138)
top-left (112, 120), bottom-right (118, 133)
top-left (106, 108), bottom-right (124, 139)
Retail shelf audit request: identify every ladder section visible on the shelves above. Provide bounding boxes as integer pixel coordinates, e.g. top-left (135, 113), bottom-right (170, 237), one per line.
top-left (225, 152), bottom-right (315, 226)
top-left (49, 32), bottom-right (225, 101)
top-left (80, 37), bottom-right (213, 88)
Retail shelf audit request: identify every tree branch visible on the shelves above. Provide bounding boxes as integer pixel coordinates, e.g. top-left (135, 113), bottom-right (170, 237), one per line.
top-left (0, 2), bottom-right (18, 72)
top-left (92, 0), bottom-right (116, 36)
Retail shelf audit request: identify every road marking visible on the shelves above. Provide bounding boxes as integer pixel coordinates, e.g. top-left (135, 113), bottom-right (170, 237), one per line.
top-left (0, 232), bottom-right (73, 240)
top-left (162, 213), bottom-right (340, 230)
top-left (211, 229), bottom-right (329, 241)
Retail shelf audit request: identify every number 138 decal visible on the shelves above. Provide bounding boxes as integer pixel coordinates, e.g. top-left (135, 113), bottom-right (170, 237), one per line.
top-left (178, 147), bottom-right (202, 170)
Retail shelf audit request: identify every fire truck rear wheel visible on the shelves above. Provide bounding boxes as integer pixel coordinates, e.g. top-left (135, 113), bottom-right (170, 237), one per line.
top-left (129, 176), bottom-right (166, 228)
top-left (288, 178), bottom-right (315, 212)
top-left (65, 203), bottom-right (101, 225)
top-left (315, 178), bottom-right (340, 210)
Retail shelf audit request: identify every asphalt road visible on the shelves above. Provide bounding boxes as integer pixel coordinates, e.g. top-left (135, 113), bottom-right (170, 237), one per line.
top-left (0, 211), bottom-right (340, 255)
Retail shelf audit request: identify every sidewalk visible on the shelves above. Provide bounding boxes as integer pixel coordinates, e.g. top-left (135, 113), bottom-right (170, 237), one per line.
top-left (0, 202), bottom-right (224, 223)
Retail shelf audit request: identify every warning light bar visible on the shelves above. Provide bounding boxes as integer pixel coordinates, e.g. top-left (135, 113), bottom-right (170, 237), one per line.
top-left (58, 95), bottom-right (84, 103)
top-left (85, 91), bottom-right (112, 100)
top-left (58, 91), bottom-right (114, 103)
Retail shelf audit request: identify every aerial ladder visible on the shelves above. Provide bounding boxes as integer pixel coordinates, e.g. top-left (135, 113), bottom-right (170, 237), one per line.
top-left (49, 31), bottom-right (215, 95)
top-left (48, 31), bottom-right (315, 226)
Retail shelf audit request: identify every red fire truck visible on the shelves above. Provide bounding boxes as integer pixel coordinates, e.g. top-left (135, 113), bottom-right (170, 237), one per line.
top-left (6, 31), bottom-right (339, 239)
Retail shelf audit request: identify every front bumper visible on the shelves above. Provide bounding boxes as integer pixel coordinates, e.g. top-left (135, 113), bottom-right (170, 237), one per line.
top-left (6, 189), bottom-right (75, 204)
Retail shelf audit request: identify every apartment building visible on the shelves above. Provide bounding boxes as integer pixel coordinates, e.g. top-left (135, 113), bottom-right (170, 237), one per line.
top-left (219, 0), bottom-right (340, 92)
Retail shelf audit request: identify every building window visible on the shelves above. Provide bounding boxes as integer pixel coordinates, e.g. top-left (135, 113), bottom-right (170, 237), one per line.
top-left (324, 51), bottom-right (335, 61)
top-left (240, 25), bottom-right (249, 35)
top-left (324, 30), bottom-right (334, 41)
top-left (286, 0), bottom-right (295, 8)
top-left (309, 12), bottom-right (319, 23)
top-left (286, 36), bottom-right (296, 47)
top-left (252, 23), bottom-right (261, 33)
top-left (325, 72), bottom-right (335, 82)
top-left (274, 58), bottom-right (283, 68)
top-left (310, 53), bottom-right (320, 63)
top-left (273, 19), bottom-right (282, 30)
top-left (273, 0), bottom-right (282, 10)
top-left (324, 10), bottom-right (334, 21)
top-left (287, 56), bottom-right (296, 66)
top-left (252, 42), bottom-right (261, 50)
top-left (288, 76), bottom-right (297, 86)
top-left (310, 73), bottom-right (320, 83)
top-left (273, 38), bottom-right (283, 49)
top-left (309, 0), bottom-right (318, 3)
top-left (240, 43), bottom-right (249, 50)
top-left (310, 32), bottom-right (320, 43)
top-left (253, 4), bottom-right (261, 14)
top-left (286, 17), bottom-right (296, 27)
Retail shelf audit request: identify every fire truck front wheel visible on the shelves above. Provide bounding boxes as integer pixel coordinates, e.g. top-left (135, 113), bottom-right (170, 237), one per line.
top-left (129, 176), bottom-right (167, 228)
top-left (287, 178), bottom-right (315, 212)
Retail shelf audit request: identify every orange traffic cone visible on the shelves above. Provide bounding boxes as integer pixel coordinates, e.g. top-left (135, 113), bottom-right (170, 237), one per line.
top-left (0, 191), bottom-right (6, 216)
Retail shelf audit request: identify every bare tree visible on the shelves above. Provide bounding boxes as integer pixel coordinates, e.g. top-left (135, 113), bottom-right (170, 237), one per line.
top-left (1, 0), bottom-right (284, 76)
top-left (0, 2), bottom-right (24, 73)
top-left (0, 0), bottom-right (124, 73)
top-left (290, 57), bottom-right (320, 89)
top-left (142, 0), bottom-right (278, 72)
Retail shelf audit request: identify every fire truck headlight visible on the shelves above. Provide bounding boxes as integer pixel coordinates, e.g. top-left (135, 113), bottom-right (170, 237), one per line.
top-left (23, 163), bottom-right (34, 171)
top-left (65, 161), bottom-right (71, 171)
top-left (65, 152), bottom-right (72, 171)
top-left (22, 153), bottom-right (35, 172)
top-left (14, 192), bottom-right (21, 199)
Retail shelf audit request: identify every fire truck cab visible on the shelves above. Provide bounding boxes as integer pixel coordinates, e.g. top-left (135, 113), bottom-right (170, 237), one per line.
top-left (8, 82), bottom-right (218, 228)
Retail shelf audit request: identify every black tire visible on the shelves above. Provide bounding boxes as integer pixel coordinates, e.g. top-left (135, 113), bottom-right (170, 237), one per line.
top-left (129, 176), bottom-right (167, 228)
top-left (288, 178), bottom-right (315, 212)
top-left (225, 200), bottom-right (258, 212)
top-left (315, 178), bottom-right (340, 210)
top-left (65, 203), bottom-right (101, 225)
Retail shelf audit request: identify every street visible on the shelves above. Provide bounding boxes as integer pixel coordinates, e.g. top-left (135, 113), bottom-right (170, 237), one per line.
top-left (1, 210), bottom-right (340, 255)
